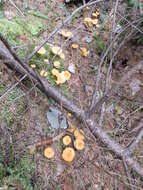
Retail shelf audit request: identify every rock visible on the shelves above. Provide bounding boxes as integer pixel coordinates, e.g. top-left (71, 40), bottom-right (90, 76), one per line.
top-left (68, 63), bottom-right (75, 74)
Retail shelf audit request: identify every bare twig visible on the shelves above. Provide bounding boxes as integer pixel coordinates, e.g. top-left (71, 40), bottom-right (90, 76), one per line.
top-left (8, 0), bottom-right (24, 16)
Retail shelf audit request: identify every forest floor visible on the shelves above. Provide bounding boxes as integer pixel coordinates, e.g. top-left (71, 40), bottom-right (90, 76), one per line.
top-left (0, 0), bottom-right (143, 189)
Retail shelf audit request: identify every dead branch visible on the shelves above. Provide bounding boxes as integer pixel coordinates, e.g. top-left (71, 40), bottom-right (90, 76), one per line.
top-left (0, 39), bottom-right (143, 178)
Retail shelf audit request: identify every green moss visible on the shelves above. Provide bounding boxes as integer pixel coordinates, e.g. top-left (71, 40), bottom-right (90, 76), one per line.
top-left (2, 156), bottom-right (35, 190)
top-left (93, 33), bottom-right (105, 53)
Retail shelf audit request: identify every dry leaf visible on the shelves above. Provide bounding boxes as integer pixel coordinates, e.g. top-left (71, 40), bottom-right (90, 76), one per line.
top-left (129, 79), bottom-right (141, 96)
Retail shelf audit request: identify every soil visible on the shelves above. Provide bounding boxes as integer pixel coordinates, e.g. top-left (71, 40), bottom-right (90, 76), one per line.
top-left (0, 0), bottom-right (143, 189)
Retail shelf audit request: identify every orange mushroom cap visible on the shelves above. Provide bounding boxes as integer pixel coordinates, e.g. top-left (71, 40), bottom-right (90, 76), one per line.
top-left (44, 147), bottom-right (55, 159)
top-left (62, 147), bottom-right (75, 162)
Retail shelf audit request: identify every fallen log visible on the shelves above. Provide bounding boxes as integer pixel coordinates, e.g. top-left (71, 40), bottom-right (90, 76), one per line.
top-left (0, 42), bottom-right (143, 178)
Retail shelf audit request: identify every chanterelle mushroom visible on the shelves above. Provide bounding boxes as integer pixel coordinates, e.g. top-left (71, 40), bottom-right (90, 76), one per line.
top-left (44, 147), bottom-right (55, 159)
top-left (62, 147), bottom-right (75, 162)
top-left (62, 135), bottom-right (72, 146)
top-left (74, 129), bottom-right (85, 140)
top-left (74, 139), bottom-right (85, 150)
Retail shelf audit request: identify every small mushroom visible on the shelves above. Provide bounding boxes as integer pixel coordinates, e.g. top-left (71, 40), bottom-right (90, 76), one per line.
top-left (63, 71), bottom-right (71, 81)
top-left (37, 47), bottom-right (46, 55)
top-left (44, 147), bottom-right (55, 159)
top-left (54, 61), bottom-right (60, 68)
top-left (62, 147), bottom-right (75, 162)
top-left (74, 129), bottom-right (85, 140)
top-left (83, 17), bottom-right (93, 27)
top-left (56, 72), bottom-right (66, 85)
top-left (72, 43), bottom-right (79, 49)
top-left (74, 139), bottom-right (85, 150)
top-left (51, 46), bottom-right (62, 55)
top-left (51, 68), bottom-right (60, 76)
top-left (59, 52), bottom-right (65, 60)
top-left (62, 135), bottom-right (72, 146)
top-left (92, 19), bottom-right (98, 25)
top-left (61, 30), bottom-right (73, 38)
top-left (40, 69), bottom-right (48, 77)
top-left (30, 64), bottom-right (36, 68)
top-left (44, 59), bottom-right (49, 64)
top-left (81, 48), bottom-right (88, 57)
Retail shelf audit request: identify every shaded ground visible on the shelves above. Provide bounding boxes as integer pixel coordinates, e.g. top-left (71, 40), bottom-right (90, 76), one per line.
top-left (0, 0), bottom-right (143, 189)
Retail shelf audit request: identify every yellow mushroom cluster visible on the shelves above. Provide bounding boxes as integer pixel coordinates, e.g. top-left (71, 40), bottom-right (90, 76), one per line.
top-left (83, 9), bottom-right (100, 28)
top-left (30, 45), bottom-right (68, 81)
top-left (43, 126), bottom-right (85, 163)
top-left (71, 43), bottom-right (88, 57)
top-left (61, 30), bottom-right (73, 39)
top-left (51, 68), bottom-right (71, 85)
top-left (62, 126), bottom-right (85, 162)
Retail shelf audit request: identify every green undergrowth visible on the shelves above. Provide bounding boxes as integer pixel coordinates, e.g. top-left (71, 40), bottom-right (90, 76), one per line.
top-left (0, 84), bottom-right (27, 127)
top-left (0, 156), bottom-right (35, 190)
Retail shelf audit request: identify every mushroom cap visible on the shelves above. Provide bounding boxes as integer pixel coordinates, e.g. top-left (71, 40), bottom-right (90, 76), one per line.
top-left (74, 139), bottom-right (85, 150)
top-left (37, 47), bottom-right (46, 55)
top-left (56, 72), bottom-right (66, 85)
top-left (83, 17), bottom-right (93, 27)
top-left (59, 52), bottom-right (65, 60)
top-left (74, 129), bottom-right (85, 140)
top-left (63, 71), bottom-right (71, 81)
top-left (40, 70), bottom-right (48, 77)
top-left (54, 61), bottom-right (60, 68)
top-left (92, 19), bottom-right (98, 25)
top-left (92, 13), bottom-right (98, 18)
top-left (51, 68), bottom-right (60, 76)
top-left (62, 147), bottom-right (75, 162)
top-left (30, 64), bottom-right (36, 68)
top-left (51, 46), bottom-right (62, 55)
top-left (44, 147), bottom-right (55, 159)
top-left (72, 43), bottom-right (79, 49)
top-left (81, 48), bottom-right (88, 57)
top-left (44, 59), bottom-right (49, 64)
top-left (61, 30), bottom-right (73, 38)
top-left (62, 135), bottom-right (72, 146)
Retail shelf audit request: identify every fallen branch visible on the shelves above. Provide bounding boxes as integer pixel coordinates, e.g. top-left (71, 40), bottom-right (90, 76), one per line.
top-left (0, 40), bottom-right (143, 178)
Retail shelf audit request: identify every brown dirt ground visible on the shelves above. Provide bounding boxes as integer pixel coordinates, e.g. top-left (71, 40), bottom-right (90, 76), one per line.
top-left (0, 0), bottom-right (143, 189)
